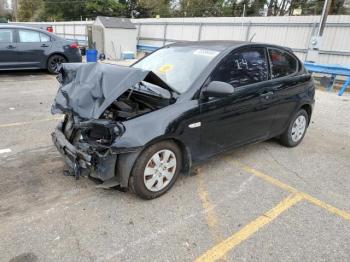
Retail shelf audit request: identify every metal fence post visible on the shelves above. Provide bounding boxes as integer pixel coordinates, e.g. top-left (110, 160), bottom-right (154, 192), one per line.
top-left (137, 23), bottom-right (141, 46)
top-left (73, 23), bottom-right (76, 42)
top-left (198, 22), bottom-right (203, 41)
top-left (163, 23), bottom-right (168, 46)
top-left (245, 21), bottom-right (252, 41)
top-left (305, 22), bottom-right (318, 61)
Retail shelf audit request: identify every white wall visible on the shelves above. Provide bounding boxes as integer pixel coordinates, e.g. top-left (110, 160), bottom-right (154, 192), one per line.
top-left (132, 15), bottom-right (350, 65)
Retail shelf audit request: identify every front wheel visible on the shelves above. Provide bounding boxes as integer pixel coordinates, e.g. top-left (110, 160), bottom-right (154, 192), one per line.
top-left (47, 54), bottom-right (67, 74)
top-left (280, 109), bottom-right (309, 147)
top-left (129, 141), bottom-right (182, 199)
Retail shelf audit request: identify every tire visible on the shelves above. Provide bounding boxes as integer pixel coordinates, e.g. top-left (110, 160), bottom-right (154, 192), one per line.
top-left (280, 109), bottom-right (309, 147)
top-left (129, 141), bottom-right (182, 199)
top-left (47, 54), bottom-right (67, 74)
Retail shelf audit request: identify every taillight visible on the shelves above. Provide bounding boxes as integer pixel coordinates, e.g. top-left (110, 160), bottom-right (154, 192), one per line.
top-left (70, 42), bottom-right (78, 49)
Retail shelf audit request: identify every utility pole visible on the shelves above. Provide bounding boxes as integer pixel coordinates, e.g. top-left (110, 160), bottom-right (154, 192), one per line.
top-left (12, 0), bottom-right (18, 21)
top-left (317, 0), bottom-right (332, 37)
top-left (306, 0), bottom-right (332, 62)
top-left (311, 0), bottom-right (332, 49)
top-left (241, 4), bottom-right (246, 40)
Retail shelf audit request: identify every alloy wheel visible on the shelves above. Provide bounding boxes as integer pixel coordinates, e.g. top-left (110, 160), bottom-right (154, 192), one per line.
top-left (49, 56), bottom-right (65, 73)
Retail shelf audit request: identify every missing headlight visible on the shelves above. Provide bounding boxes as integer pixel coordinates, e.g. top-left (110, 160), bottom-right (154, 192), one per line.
top-left (78, 120), bottom-right (124, 145)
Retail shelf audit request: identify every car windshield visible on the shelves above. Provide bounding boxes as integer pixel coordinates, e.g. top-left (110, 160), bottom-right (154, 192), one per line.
top-left (132, 46), bottom-right (220, 93)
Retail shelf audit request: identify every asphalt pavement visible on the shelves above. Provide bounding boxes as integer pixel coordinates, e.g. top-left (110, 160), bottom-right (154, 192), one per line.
top-left (0, 69), bottom-right (349, 262)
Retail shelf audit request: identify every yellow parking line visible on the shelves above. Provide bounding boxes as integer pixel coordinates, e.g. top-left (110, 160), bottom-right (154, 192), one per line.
top-left (196, 193), bottom-right (303, 262)
top-left (239, 163), bottom-right (350, 221)
top-left (301, 193), bottom-right (350, 220)
top-left (197, 168), bottom-right (225, 245)
top-left (241, 165), bottom-right (298, 194)
top-left (0, 116), bottom-right (62, 128)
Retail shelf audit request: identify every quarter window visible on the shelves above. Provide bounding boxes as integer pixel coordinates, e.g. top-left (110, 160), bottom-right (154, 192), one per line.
top-left (211, 47), bottom-right (268, 88)
top-left (0, 29), bottom-right (14, 43)
top-left (19, 30), bottom-right (41, 43)
top-left (40, 33), bottom-right (50, 42)
top-left (268, 49), bottom-right (298, 78)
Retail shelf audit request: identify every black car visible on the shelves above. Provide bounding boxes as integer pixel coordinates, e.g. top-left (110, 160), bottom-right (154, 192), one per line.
top-left (0, 25), bottom-right (82, 73)
top-left (51, 41), bottom-right (315, 199)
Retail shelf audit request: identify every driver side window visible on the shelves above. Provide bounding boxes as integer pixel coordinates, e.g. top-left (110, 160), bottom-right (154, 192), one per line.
top-left (211, 47), bottom-right (268, 88)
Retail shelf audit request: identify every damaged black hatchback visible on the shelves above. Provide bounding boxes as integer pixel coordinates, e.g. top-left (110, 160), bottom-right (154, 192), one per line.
top-left (51, 41), bottom-right (315, 199)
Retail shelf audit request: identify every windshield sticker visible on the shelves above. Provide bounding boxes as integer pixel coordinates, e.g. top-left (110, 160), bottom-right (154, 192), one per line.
top-left (158, 64), bottom-right (174, 74)
top-left (193, 49), bottom-right (220, 57)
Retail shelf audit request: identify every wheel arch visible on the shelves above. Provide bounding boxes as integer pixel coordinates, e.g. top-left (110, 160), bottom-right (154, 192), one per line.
top-left (47, 52), bottom-right (69, 66)
top-left (280, 102), bottom-right (313, 136)
top-left (117, 137), bottom-right (192, 188)
top-left (139, 136), bottom-right (192, 174)
top-left (300, 103), bottom-right (313, 126)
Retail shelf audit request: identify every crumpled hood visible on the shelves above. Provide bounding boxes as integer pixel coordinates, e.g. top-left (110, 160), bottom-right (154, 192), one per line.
top-left (51, 63), bottom-right (170, 119)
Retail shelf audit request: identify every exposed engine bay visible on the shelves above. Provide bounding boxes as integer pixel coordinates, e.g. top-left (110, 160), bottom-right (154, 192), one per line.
top-left (62, 84), bottom-right (173, 148)
top-left (101, 84), bottom-right (172, 121)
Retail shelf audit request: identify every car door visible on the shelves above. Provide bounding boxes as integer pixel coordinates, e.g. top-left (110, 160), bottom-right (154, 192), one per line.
top-left (198, 47), bottom-right (278, 159)
top-left (0, 28), bottom-right (18, 69)
top-left (15, 29), bottom-right (52, 68)
top-left (266, 48), bottom-right (312, 135)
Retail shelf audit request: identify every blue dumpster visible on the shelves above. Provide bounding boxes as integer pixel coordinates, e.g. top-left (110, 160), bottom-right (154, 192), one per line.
top-left (86, 49), bottom-right (98, 62)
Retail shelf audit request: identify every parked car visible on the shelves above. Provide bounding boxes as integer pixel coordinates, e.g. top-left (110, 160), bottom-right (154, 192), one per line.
top-left (51, 41), bottom-right (315, 199)
top-left (0, 25), bottom-right (82, 73)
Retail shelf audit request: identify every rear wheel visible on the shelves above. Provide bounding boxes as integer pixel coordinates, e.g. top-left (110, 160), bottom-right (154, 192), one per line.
top-left (280, 109), bottom-right (309, 147)
top-left (47, 54), bottom-right (67, 74)
top-left (129, 141), bottom-right (182, 199)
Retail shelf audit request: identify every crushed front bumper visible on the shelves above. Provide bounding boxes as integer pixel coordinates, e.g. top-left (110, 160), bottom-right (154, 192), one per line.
top-left (51, 126), bottom-right (92, 173)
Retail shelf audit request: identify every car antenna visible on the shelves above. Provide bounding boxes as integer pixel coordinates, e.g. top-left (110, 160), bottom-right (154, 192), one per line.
top-left (249, 33), bottom-right (256, 42)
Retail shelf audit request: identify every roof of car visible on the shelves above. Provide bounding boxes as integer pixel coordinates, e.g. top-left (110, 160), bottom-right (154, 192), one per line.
top-left (1, 24), bottom-right (49, 32)
top-left (0, 24), bottom-right (61, 38)
top-left (169, 40), bottom-right (292, 53)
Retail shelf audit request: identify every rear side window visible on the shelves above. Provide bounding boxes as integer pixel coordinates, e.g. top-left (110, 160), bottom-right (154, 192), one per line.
top-left (211, 47), bottom-right (268, 88)
top-left (0, 29), bottom-right (14, 43)
top-left (40, 33), bottom-right (50, 42)
top-left (268, 49), bottom-right (298, 78)
top-left (19, 30), bottom-right (40, 43)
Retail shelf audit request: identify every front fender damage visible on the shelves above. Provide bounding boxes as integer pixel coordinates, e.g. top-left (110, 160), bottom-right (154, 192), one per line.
top-left (52, 118), bottom-right (143, 189)
top-left (50, 63), bottom-right (174, 189)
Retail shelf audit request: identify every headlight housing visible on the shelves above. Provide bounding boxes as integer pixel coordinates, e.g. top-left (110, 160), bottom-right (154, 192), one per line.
top-left (77, 120), bottom-right (124, 145)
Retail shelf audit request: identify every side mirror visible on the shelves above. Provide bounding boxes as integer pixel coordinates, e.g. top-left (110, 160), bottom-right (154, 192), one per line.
top-left (202, 81), bottom-right (234, 98)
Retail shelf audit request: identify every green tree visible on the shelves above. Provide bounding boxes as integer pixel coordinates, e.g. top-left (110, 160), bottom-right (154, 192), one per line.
top-left (0, 0), bottom-right (10, 20)
top-left (85, 0), bottom-right (127, 18)
top-left (249, 0), bottom-right (266, 16)
top-left (137, 0), bottom-right (171, 17)
top-left (38, 0), bottom-right (82, 21)
top-left (18, 0), bottom-right (44, 21)
top-left (180, 0), bottom-right (223, 17)
top-left (222, 0), bottom-right (243, 16)
top-left (40, 0), bottom-right (127, 21)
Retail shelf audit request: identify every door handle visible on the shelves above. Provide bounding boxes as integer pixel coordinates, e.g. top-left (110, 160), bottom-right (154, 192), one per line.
top-left (260, 91), bottom-right (274, 100)
top-left (7, 45), bottom-right (16, 49)
top-left (41, 44), bottom-right (49, 47)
